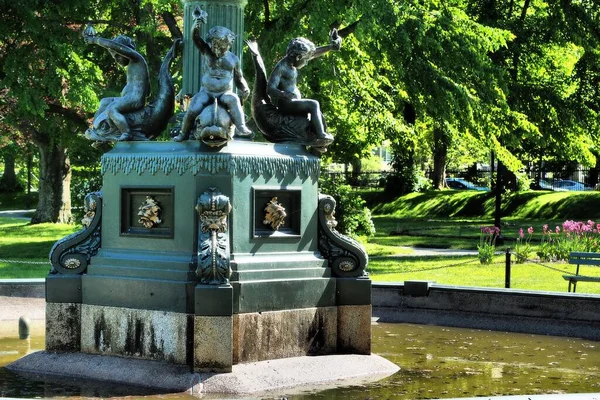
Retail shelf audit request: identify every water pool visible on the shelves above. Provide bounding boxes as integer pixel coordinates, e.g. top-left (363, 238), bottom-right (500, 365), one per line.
top-left (1, 322), bottom-right (598, 399)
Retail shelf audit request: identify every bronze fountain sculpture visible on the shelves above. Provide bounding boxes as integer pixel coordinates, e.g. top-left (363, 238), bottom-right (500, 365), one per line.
top-left (82, 24), bottom-right (180, 144)
top-left (247, 30), bottom-right (341, 153)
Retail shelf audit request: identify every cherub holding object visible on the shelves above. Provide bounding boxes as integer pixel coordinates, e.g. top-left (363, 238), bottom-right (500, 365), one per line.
top-left (173, 7), bottom-right (251, 142)
top-left (267, 29), bottom-right (342, 144)
top-left (83, 25), bottom-right (150, 141)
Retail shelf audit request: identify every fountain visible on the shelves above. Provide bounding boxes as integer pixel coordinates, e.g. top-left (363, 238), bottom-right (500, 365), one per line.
top-left (6, 0), bottom-right (398, 394)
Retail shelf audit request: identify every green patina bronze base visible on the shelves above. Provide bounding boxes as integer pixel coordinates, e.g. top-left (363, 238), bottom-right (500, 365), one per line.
top-left (46, 141), bottom-right (371, 372)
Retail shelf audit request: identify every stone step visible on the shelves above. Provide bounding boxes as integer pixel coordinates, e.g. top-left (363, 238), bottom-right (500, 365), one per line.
top-left (231, 267), bottom-right (330, 281)
top-left (231, 252), bottom-right (327, 271)
top-left (87, 264), bottom-right (195, 281)
top-left (91, 248), bottom-right (192, 271)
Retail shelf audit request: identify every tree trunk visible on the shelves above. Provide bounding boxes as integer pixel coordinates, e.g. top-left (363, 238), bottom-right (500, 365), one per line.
top-left (350, 158), bottom-right (362, 186)
top-left (0, 151), bottom-right (19, 191)
top-left (31, 140), bottom-right (72, 224)
top-left (431, 123), bottom-right (449, 190)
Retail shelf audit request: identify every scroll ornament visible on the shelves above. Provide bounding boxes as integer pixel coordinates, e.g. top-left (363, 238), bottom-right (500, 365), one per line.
top-left (196, 187), bottom-right (232, 284)
top-left (49, 192), bottom-right (103, 275)
top-left (317, 194), bottom-right (368, 277)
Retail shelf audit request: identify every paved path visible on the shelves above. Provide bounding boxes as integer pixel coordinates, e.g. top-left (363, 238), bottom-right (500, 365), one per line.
top-left (0, 209), bottom-right (34, 220)
top-left (371, 246), bottom-right (479, 258)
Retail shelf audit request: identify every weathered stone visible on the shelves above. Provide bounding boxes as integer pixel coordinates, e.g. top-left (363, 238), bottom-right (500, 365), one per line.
top-left (194, 316), bottom-right (232, 372)
top-left (81, 304), bottom-right (192, 364)
top-left (233, 307), bottom-right (337, 363)
top-left (46, 302), bottom-right (81, 352)
top-left (337, 305), bottom-right (371, 355)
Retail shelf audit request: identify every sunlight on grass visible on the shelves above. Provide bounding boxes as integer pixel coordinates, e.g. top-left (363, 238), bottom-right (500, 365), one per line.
top-left (0, 217), bottom-right (78, 278)
top-left (368, 255), bottom-right (600, 294)
top-left (0, 217), bottom-right (78, 260)
top-left (371, 190), bottom-right (600, 220)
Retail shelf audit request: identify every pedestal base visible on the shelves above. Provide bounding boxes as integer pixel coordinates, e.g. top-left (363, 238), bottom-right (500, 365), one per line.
top-left (233, 307), bottom-right (338, 364)
top-left (80, 304), bottom-right (192, 364)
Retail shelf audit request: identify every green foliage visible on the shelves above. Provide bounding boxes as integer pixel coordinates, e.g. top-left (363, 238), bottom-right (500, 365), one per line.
top-left (70, 166), bottom-right (103, 221)
top-left (319, 174), bottom-right (375, 238)
top-left (478, 226), bottom-right (500, 265)
top-left (0, 192), bottom-right (38, 211)
top-left (0, 0), bottom-right (182, 222)
top-left (514, 227), bottom-right (534, 263)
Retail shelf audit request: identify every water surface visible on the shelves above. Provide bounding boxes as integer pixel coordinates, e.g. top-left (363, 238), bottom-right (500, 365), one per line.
top-left (1, 322), bottom-right (598, 399)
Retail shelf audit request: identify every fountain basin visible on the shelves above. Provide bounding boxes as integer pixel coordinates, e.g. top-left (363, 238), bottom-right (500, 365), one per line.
top-left (8, 351), bottom-right (398, 395)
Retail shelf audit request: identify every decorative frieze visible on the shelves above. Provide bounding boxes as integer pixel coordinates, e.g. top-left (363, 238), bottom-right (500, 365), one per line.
top-left (101, 153), bottom-right (319, 178)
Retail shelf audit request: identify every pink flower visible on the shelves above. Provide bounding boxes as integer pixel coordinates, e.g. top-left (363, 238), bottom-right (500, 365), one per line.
top-left (519, 228), bottom-right (524, 238)
top-left (527, 226), bottom-right (534, 235)
top-left (543, 224), bottom-right (548, 234)
top-left (556, 226), bottom-right (560, 234)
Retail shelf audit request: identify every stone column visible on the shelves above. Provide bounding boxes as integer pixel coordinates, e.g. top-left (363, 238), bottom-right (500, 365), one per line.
top-left (181, 0), bottom-right (248, 97)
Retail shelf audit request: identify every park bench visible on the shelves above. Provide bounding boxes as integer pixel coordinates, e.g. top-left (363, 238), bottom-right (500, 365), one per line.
top-left (564, 252), bottom-right (600, 293)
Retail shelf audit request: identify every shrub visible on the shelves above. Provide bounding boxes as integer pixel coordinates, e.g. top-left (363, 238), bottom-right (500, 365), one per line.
top-left (71, 167), bottom-right (102, 223)
top-left (514, 226), bottom-right (533, 263)
top-left (537, 220), bottom-right (600, 261)
top-left (478, 226), bottom-right (500, 264)
top-left (319, 174), bottom-right (376, 238)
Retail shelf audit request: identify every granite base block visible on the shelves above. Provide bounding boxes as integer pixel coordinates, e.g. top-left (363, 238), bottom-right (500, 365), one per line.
top-left (233, 307), bottom-right (337, 364)
top-left (80, 304), bottom-right (192, 364)
top-left (194, 315), bottom-right (233, 372)
top-left (338, 304), bottom-right (372, 354)
top-left (45, 302), bottom-right (81, 352)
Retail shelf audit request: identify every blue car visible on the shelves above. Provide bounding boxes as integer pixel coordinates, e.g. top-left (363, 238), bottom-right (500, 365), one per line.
top-left (446, 178), bottom-right (490, 191)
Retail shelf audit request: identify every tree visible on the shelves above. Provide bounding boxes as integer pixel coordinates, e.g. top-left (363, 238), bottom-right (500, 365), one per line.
top-left (0, 0), bottom-right (182, 223)
top-left (470, 0), bottom-right (600, 172)
top-left (244, 1), bottom-right (522, 189)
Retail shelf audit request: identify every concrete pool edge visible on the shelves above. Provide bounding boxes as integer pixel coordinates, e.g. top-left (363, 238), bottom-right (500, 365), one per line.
top-left (373, 282), bottom-right (600, 341)
top-left (3, 279), bottom-right (600, 340)
top-left (0, 279), bottom-right (44, 298)
top-left (6, 351), bottom-right (400, 396)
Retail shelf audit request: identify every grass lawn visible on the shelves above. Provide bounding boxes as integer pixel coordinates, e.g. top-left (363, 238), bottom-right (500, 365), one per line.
top-left (0, 217), bottom-right (78, 279)
top-left (366, 215), bottom-right (564, 253)
top-left (368, 255), bottom-right (600, 294)
top-left (371, 190), bottom-right (600, 220)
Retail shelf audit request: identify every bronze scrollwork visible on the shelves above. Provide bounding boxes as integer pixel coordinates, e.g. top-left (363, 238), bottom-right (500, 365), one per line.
top-left (196, 187), bottom-right (232, 284)
top-left (317, 194), bottom-right (368, 278)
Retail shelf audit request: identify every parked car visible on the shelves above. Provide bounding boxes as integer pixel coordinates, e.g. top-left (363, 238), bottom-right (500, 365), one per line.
top-left (552, 179), bottom-right (592, 191)
top-left (533, 179), bottom-right (565, 191)
top-left (445, 178), bottom-right (489, 191)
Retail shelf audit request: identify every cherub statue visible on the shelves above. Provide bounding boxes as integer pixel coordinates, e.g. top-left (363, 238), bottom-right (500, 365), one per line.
top-left (173, 7), bottom-right (252, 142)
top-left (83, 26), bottom-right (150, 141)
top-left (266, 30), bottom-right (341, 145)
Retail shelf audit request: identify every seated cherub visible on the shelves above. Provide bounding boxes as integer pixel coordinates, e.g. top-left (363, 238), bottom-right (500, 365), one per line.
top-left (174, 9), bottom-right (251, 141)
top-left (84, 28), bottom-right (150, 141)
top-left (266, 30), bottom-right (341, 142)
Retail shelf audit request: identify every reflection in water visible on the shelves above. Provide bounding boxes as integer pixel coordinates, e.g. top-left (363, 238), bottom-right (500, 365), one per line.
top-left (1, 322), bottom-right (599, 399)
